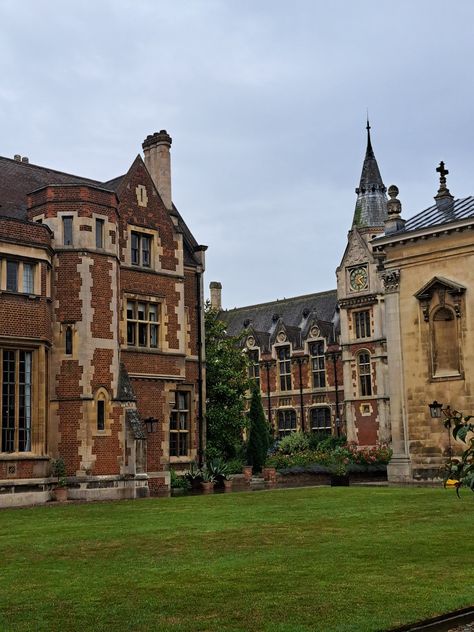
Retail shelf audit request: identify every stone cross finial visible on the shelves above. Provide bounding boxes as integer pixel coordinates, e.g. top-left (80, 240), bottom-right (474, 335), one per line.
top-left (434, 160), bottom-right (454, 204)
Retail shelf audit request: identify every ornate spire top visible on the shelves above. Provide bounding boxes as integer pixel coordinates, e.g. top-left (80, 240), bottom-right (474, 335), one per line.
top-left (434, 160), bottom-right (454, 209)
top-left (352, 120), bottom-right (387, 228)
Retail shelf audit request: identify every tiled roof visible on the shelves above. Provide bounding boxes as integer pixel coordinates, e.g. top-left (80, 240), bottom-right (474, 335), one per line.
top-left (399, 196), bottom-right (474, 233)
top-left (0, 156), bottom-right (102, 219)
top-left (352, 126), bottom-right (387, 228)
top-left (221, 290), bottom-right (338, 344)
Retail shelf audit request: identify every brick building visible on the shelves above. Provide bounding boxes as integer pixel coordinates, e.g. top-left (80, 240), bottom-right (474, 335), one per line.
top-left (215, 285), bottom-right (344, 439)
top-left (0, 131), bottom-right (206, 506)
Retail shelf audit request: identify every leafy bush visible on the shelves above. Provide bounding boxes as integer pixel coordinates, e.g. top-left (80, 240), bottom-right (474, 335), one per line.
top-left (278, 432), bottom-right (310, 455)
top-left (207, 458), bottom-right (230, 482)
top-left (316, 434), bottom-right (348, 451)
top-left (170, 469), bottom-right (190, 490)
top-left (183, 462), bottom-right (203, 485)
top-left (51, 458), bottom-right (67, 487)
top-left (442, 410), bottom-right (474, 495)
top-left (307, 432), bottom-right (331, 450)
top-left (246, 384), bottom-right (269, 473)
top-left (225, 458), bottom-right (244, 474)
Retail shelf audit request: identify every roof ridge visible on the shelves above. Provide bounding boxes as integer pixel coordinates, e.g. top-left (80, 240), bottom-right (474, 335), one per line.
top-left (223, 289), bottom-right (337, 313)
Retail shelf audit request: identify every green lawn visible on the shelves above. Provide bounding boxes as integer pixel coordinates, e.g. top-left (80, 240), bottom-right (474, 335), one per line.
top-left (1, 487), bottom-right (473, 632)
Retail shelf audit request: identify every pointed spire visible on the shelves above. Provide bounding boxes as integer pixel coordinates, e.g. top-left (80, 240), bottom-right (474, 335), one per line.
top-left (352, 119), bottom-right (387, 228)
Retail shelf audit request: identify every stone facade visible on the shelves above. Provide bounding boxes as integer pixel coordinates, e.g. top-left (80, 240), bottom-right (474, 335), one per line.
top-left (0, 133), bottom-right (206, 506)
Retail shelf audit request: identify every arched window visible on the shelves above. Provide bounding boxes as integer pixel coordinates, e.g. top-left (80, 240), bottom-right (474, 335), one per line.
top-left (95, 390), bottom-right (108, 432)
top-left (357, 352), bottom-right (372, 397)
top-left (277, 409), bottom-right (296, 438)
top-left (310, 407), bottom-right (331, 434)
top-left (432, 307), bottom-right (459, 375)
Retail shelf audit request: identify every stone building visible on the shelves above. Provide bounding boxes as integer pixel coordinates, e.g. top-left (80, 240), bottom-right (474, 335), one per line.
top-left (215, 285), bottom-right (344, 439)
top-left (336, 123), bottom-right (390, 446)
top-left (0, 131), bottom-right (206, 506)
top-left (373, 165), bottom-right (474, 482)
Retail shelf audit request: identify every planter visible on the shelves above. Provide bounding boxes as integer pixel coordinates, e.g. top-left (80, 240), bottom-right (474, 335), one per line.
top-left (53, 486), bottom-right (68, 502)
top-left (201, 481), bottom-right (214, 493)
top-left (330, 474), bottom-right (350, 487)
top-left (263, 467), bottom-right (277, 483)
top-left (243, 466), bottom-right (253, 482)
top-left (223, 479), bottom-right (233, 492)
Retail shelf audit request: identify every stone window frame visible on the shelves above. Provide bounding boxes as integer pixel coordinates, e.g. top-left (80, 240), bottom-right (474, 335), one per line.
top-left (275, 344), bottom-right (292, 392)
top-left (277, 408), bottom-right (297, 438)
top-left (430, 304), bottom-right (462, 380)
top-left (125, 225), bottom-right (162, 271)
top-left (95, 218), bottom-right (104, 249)
top-left (309, 406), bottom-right (332, 434)
top-left (0, 348), bottom-right (34, 453)
top-left (356, 350), bottom-right (372, 397)
top-left (414, 277), bottom-right (465, 382)
top-left (353, 309), bottom-right (371, 339)
top-left (0, 258), bottom-right (39, 295)
top-left (308, 339), bottom-right (326, 389)
top-left (62, 215), bottom-right (74, 246)
top-left (125, 298), bottom-right (161, 350)
top-left (247, 347), bottom-right (260, 388)
top-left (93, 388), bottom-right (111, 436)
top-left (169, 387), bottom-right (194, 461)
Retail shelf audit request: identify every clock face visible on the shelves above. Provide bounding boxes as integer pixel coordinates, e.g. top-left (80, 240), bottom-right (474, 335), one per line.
top-left (350, 266), bottom-right (368, 291)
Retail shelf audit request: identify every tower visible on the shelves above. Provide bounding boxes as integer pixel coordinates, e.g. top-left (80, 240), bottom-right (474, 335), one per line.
top-left (336, 122), bottom-right (390, 445)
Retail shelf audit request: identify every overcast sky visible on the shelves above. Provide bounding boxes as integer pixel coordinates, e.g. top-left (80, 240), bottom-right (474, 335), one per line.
top-left (1, 0), bottom-right (474, 308)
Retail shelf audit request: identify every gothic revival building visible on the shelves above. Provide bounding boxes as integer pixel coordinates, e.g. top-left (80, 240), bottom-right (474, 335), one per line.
top-left (336, 123), bottom-right (390, 447)
top-left (214, 284), bottom-right (344, 439)
top-left (0, 131), bottom-right (206, 506)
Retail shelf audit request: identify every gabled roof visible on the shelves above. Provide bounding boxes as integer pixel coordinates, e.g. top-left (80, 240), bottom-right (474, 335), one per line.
top-left (415, 276), bottom-right (466, 301)
top-left (220, 290), bottom-right (338, 348)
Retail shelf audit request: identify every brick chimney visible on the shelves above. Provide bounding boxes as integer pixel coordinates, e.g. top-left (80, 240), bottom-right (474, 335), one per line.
top-left (142, 130), bottom-right (172, 210)
top-left (209, 281), bottom-right (222, 311)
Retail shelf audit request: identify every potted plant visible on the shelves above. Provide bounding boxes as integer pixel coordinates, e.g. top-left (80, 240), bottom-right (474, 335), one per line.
top-left (208, 458), bottom-right (230, 489)
top-left (184, 462), bottom-right (203, 491)
top-left (51, 458), bottom-right (68, 502)
top-left (170, 469), bottom-right (190, 496)
top-left (242, 465), bottom-right (253, 482)
top-left (200, 466), bottom-right (215, 493)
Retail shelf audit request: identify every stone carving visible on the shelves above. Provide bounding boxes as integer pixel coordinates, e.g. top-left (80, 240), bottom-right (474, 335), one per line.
top-left (277, 331), bottom-right (287, 343)
top-left (344, 234), bottom-right (368, 266)
top-left (381, 269), bottom-right (400, 293)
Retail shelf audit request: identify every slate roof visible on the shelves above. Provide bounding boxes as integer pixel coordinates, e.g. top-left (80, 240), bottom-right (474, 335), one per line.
top-left (220, 290), bottom-right (338, 349)
top-left (352, 125), bottom-right (387, 228)
top-left (398, 196), bottom-right (474, 234)
top-left (0, 154), bottom-right (201, 266)
top-left (0, 156), bottom-right (102, 218)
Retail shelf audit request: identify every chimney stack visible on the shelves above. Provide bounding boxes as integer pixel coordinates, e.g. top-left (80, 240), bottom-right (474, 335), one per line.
top-left (209, 281), bottom-right (222, 311)
top-left (142, 130), bottom-right (172, 210)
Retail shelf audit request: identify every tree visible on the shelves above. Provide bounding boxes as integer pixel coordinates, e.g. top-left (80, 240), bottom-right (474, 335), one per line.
top-left (246, 382), bottom-right (269, 473)
top-left (443, 410), bottom-right (474, 495)
top-left (205, 303), bottom-right (249, 460)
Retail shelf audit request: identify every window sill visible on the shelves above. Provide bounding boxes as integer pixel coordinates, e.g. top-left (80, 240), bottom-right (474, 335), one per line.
top-left (169, 456), bottom-right (192, 464)
top-left (431, 372), bottom-right (464, 382)
top-left (0, 290), bottom-right (41, 300)
top-left (0, 454), bottom-right (49, 461)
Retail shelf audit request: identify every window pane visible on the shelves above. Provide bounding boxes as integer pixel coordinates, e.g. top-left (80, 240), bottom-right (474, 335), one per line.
top-left (63, 217), bottom-right (73, 246)
top-left (97, 400), bottom-right (105, 431)
top-left (18, 351), bottom-right (32, 451)
top-left (142, 236), bottom-right (151, 267)
top-left (6, 261), bottom-right (18, 292)
top-left (2, 350), bottom-right (16, 451)
top-left (150, 324), bottom-right (158, 348)
top-left (148, 305), bottom-right (157, 322)
top-left (127, 322), bottom-right (135, 345)
top-left (138, 323), bottom-right (147, 346)
top-left (137, 303), bottom-right (146, 320)
top-left (23, 264), bottom-right (34, 294)
top-left (96, 219), bottom-right (104, 248)
top-left (131, 233), bottom-right (139, 265)
top-left (65, 327), bottom-right (73, 355)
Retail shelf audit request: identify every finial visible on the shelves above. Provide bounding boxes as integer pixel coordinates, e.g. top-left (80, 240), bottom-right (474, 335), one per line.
top-left (434, 160), bottom-right (454, 206)
top-left (387, 185), bottom-right (401, 217)
top-left (366, 113), bottom-right (373, 154)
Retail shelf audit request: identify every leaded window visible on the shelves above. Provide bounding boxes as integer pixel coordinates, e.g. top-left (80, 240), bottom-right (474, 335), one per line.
top-left (6, 261), bottom-right (18, 292)
top-left (310, 407), bottom-right (331, 434)
top-left (126, 301), bottom-right (159, 348)
top-left (354, 310), bottom-right (371, 339)
top-left (1, 350), bottom-right (32, 452)
top-left (248, 349), bottom-right (260, 387)
top-left (277, 409), bottom-right (296, 438)
top-left (170, 391), bottom-right (189, 457)
top-left (277, 346), bottom-right (291, 391)
top-left (63, 216), bottom-right (73, 246)
top-left (310, 341), bottom-right (325, 388)
top-left (23, 264), bottom-right (34, 294)
top-left (358, 352), bottom-right (372, 397)
top-left (96, 219), bottom-right (104, 249)
top-left (131, 232), bottom-right (152, 267)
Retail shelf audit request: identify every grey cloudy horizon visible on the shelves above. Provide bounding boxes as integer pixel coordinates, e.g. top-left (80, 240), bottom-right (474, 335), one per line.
top-left (1, 0), bottom-right (474, 309)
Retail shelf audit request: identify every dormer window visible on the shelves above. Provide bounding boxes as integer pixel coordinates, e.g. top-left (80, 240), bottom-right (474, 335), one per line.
top-left (131, 232), bottom-right (151, 267)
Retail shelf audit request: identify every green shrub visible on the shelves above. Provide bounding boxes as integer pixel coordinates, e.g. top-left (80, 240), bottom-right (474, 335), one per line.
top-left (246, 384), bottom-right (269, 473)
top-left (225, 458), bottom-right (244, 474)
top-left (170, 469), bottom-right (190, 490)
top-left (307, 431), bottom-right (331, 450)
top-left (278, 432), bottom-right (309, 455)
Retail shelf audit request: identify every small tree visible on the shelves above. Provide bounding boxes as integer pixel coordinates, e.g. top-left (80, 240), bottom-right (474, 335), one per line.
top-left (205, 303), bottom-right (249, 461)
top-left (246, 383), bottom-right (269, 473)
top-left (443, 410), bottom-right (474, 495)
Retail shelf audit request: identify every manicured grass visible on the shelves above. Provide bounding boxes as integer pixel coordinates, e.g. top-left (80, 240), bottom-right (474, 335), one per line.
top-left (0, 487), bottom-right (473, 632)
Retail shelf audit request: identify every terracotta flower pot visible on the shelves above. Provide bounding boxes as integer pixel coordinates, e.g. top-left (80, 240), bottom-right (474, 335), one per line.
top-left (243, 466), bottom-right (253, 482)
top-left (263, 467), bottom-right (277, 483)
top-left (223, 479), bottom-right (233, 492)
top-left (201, 481), bottom-right (214, 493)
top-left (54, 486), bottom-right (68, 502)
